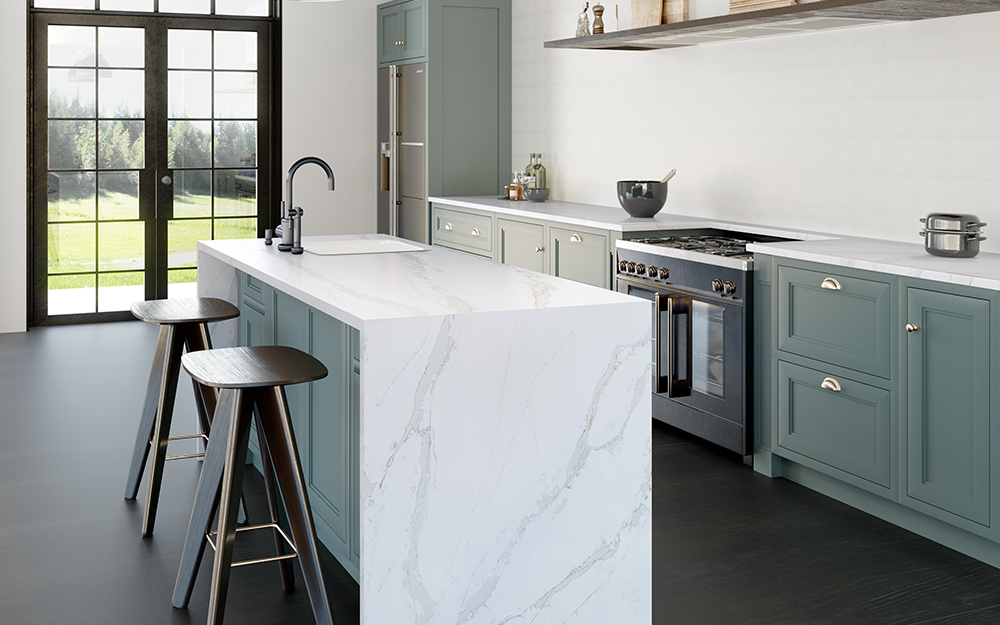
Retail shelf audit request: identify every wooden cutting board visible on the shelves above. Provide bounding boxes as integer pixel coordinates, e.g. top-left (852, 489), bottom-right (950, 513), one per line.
top-left (632, 0), bottom-right (662, 28)
top-left (663, 0), bottom-right (689, 23)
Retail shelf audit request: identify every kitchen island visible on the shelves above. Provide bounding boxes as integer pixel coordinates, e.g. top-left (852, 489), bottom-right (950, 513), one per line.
top-left (196, 234), bottom-right (652, 624)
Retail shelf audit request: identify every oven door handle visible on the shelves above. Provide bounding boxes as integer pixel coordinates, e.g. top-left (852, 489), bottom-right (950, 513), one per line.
top-left (656, 293), bottom-right (693, 397)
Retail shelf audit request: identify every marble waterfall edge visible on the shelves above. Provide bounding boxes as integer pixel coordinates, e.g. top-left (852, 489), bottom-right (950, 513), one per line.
top-left (360, 304), bottom-right (652, 623)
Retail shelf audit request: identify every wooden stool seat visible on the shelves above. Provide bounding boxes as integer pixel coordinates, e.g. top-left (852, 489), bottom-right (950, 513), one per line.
top-left (124, 296), bottom-right (246, 538)
top-left (131, 297), bottom-right (239, 325)
top-left (172, 346), bottom-right (334, 625)
top-left (182, 346), bottom-right (328, 389)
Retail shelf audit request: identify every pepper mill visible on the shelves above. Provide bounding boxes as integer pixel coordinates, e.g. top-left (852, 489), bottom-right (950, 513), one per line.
top-left (592, 3), bottom-right (605, 34)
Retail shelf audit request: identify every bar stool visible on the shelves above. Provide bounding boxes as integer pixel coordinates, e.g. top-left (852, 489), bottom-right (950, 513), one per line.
top-left (172, 345), bottom-right (333, 625)
top-left (124, 297), bottom-right (242, 537)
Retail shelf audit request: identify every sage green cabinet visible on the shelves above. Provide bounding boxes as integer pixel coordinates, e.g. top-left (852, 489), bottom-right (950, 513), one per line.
top-left (377, 0), bottom-right (426, 66)
top-left (431, 205), bottom-right (493, 257)
top-left (550, 226), bottom-right (610, 289)
top-left (235, 271), bottom-right (361, 582)
top-left (903, 285), bottom-right (995, 536)
top-left (498, 218), bottom-right (545, 272)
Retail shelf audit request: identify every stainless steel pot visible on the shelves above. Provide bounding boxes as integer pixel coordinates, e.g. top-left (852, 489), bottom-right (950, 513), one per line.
top-left (920, 213), bottom-right (987, 233)
top-left (920, 229), bottom-right (986, 258)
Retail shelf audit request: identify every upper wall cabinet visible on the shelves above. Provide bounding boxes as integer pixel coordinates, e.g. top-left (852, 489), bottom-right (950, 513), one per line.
top-left (378, 0), bottom-right (426, 66)
top-left (544, 0), bottom-right (1000, 51)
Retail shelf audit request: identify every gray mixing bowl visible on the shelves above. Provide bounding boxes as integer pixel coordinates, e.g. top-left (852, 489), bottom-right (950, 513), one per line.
top-left (617, 181), bottom-right (668, 218)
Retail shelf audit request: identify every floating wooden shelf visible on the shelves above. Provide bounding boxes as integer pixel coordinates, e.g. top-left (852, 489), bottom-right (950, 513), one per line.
top-left (544, 0), bottom-right (1000, 50)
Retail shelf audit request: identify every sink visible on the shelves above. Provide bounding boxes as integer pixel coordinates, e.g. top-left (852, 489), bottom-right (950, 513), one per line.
top-left (304, 239), bottom-right (427, 256)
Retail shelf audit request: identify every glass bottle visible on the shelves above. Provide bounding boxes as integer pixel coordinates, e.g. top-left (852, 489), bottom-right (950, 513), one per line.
top-left (533, 153), bottom-right (547, 190)
top-left (508, 171), bottom-right (519, 200)
top-left (523, 154), bottom-right (537, 189)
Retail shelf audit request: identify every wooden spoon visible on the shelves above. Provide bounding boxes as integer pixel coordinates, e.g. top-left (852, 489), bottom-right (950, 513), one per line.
top-left (661, 169), bottom-right (677, 183)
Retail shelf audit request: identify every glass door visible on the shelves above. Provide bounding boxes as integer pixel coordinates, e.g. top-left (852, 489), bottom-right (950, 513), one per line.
top-left (31, 8), bottom-right (273, 325)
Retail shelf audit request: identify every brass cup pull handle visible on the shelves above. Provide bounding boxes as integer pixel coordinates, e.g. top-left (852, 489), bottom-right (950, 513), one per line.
top-left (444, 223), bottom-right (453, 231)
top-left (471, 228), bottom-right (481, 236)
top-left (821, 377), bottom-right (842, 392)
top-left (535, 246), bottom-right (544, 253)
top-left (906, 323), bottom-right (919, 333)
top-left (570, 234), bottom-right (583, 243)
top-left (821, 277), bottom-right (842, 290)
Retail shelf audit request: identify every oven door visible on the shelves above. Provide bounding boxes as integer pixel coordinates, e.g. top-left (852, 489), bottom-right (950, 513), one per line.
top-left (618, 277), bottom-right (745, 427)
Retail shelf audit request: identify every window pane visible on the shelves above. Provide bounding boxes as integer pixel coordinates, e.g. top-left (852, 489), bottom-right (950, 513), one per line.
top-left (168, 219), bottom-right (210, 268)
top-left (168, 71), bottom-right (212, 119)
top-left (100, 0), bottom-right (154, 11)
top-left (160, 0), bottom-right (211, 15)
top-left (98, 221), bottom-right (144, 271)
top-left (98, 69), bottom-right (144, 118)
top-left (49, 25), bottom-right (96, 68)
top-left (168, 268), bottom-right (198, 300)
top-left (214, 121), bottom-right (256, 168)
top-left (49, 120), bottom-right (95, 170)
top-left (214, 217), bottom-right (256, 241)
top-left (214, 72), bottom-right (257, 119)
top-left (168, 121), bottom-right (212, 169)
top-left (49, 69), bottom-right (95, 119)
top-left (98, 120), bottom-right (145, 169)
top-left (98, 272), bottom-right (144, 313)
top-left (98, 171), bottom-right (140, 220)
top-left (49, 172), bottom-right (96, 222)
top-left (214, 31), bottom-right (257, 71)
top-left (48, 274), bottom-right (96, 316)
top-left (168, 30), bottom-right (212, 69)
top-left (174, 170), bottom-right (212, 218)
top-left (48, 222), bottom-right (96, 274)
top-left (37, 0), bottom-right (94, 7)
top-left (215, 0), bottom-right (269, 17)
top-left (98, 27), bottom-right (145, 68)
top-left (214, 170), bottom-right (256, 216)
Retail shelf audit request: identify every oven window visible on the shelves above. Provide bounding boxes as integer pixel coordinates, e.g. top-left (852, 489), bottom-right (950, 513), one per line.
top-left (692, 300), bottom-right (725, 398)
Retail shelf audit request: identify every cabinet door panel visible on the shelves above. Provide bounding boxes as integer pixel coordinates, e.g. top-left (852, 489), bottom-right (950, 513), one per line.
top-left (498, 218), bottom-right (544, 273)
top-left (400, 1), bottom-right (426, 61)
top-left (550, 227), bottom-right (608, 289)
top-left (378, 5), bottom-right (402, 64)
top-left (905, 287), bottom-right (992, 530)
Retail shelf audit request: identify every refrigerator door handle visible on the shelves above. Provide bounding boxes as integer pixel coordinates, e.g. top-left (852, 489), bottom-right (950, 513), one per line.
top-left (380, 142), bottom-right (390, 192)
top-left (388, 65), bottom-right (400, 237)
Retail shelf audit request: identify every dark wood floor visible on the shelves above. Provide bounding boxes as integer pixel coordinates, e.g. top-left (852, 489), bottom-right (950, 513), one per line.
top-left (3, 322), bottom-right (1000, 624)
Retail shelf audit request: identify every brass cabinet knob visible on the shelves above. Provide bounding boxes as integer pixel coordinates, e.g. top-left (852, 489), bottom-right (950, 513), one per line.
top-left (821, 277), bottom-right (842, 290)
top-left (906, 323), bottom-right (919, 333)
top-left (570, 233), bottom-right (583, 243)
top-left (535, 246), bottom-right (544, 253)
top-left (471, 228), bottom-right (481, 236)
top-left (820, 377), bottom-right (842, 392)
top-left (444, 222), bottom-right (453, 231)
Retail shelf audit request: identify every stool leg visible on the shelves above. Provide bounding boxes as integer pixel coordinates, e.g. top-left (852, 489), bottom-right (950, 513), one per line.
top-left (142, 325), bottom-right (185, 537)
top-left (185, 323), bottom-right (249, 526)
top-left (124, 324), bottom-right (171, 500)
top-left (207, 388), bottom-right (254, 625)
top-left (172, 388), bottom-right (235, 609)
top-left (252, 404), bottom-right (295, 592)
top-left (255, 386), bottom-right (334, 625)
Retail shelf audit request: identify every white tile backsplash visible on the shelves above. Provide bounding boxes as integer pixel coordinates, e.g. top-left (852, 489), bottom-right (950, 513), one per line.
top-left (512, 3), bottom-right (1000, 250)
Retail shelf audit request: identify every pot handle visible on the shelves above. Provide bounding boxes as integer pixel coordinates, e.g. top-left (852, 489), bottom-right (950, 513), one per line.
top-left (969, 221), bottom-right (988, 228)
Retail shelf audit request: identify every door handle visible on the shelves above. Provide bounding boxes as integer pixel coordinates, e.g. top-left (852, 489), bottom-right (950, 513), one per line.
top-left (821, 377), bottom-right (842, 392)
top-left (906, 323), bottom-right (919, 333)
top-left (160, 175), bottom-right (172, 186)
top-left (821, 277), bottom-right (842, 290)
top-left (655, 293), bottom-right (692, 398)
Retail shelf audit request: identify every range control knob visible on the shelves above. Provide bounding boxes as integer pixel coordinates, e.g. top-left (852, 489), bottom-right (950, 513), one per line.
top-left (619, 260), bottom-right (628, 272)
top-left (635, 264), bottom-right (646, 275)
top-left (723, 281), bottom-right (737, 295)
top-left (627, 262), bottom-right (636, 273)
top-left (659, 267), bottom-right (670, 280)
top-left (647, 265), bottom-right (658, 278)
top-left (712, 279), bottom-right (724, 293)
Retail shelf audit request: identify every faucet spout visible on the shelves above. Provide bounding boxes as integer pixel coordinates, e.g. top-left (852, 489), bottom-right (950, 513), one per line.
top-left (279, 156), bottom-right (336, 254)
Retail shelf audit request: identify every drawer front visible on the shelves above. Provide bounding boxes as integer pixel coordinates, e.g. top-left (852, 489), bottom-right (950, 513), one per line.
top-left (777, 264), bottom-right (893, 378)
top-left (550, 227), bottom-right (609, 289)
top-left (777, 360), bottom-right (892, 490)
top-left (431, 206), bottom-right (493, 254)
top-left (498, 218), bottom-right (545, 273)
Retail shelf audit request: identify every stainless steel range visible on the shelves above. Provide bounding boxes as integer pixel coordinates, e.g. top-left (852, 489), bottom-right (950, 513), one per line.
top-left (615, 229), bottom-right (791, 462)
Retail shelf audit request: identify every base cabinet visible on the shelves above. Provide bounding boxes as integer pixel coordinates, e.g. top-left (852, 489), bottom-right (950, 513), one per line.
top-left (498, 218), bottom-right (545, 272)
top-left (237, 271), bottom-right (361, 581)
top-left (758, 255), bottom-right (1000, 564)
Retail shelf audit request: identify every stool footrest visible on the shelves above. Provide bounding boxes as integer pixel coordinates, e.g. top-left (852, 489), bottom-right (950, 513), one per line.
top-left (205, 522), bottom-right (298, 568)
top-left (150, 433), bottom-right (210, 461)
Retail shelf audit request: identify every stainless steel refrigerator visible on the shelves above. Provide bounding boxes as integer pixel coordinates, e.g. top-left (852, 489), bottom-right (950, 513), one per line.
top-left (377, 63), bottom-right (427, 243)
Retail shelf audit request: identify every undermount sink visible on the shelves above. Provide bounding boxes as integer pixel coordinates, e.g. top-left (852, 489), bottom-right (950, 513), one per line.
top-left (304, 239), bottom-right (427, 256)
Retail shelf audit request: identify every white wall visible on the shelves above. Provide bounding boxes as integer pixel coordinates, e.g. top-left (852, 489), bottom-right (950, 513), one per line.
top-left (0, 4), bottom-right (27, 333)
top-left (512, 2), bottom-right (1000, 250)
top-left (282, 0), bottom-right (380, 236)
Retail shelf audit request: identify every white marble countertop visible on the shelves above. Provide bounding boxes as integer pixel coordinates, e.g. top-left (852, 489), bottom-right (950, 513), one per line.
top-left (198, 233), bottom-right (638, 329)
top-left (432, 195), bottom-right (1000, 291)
